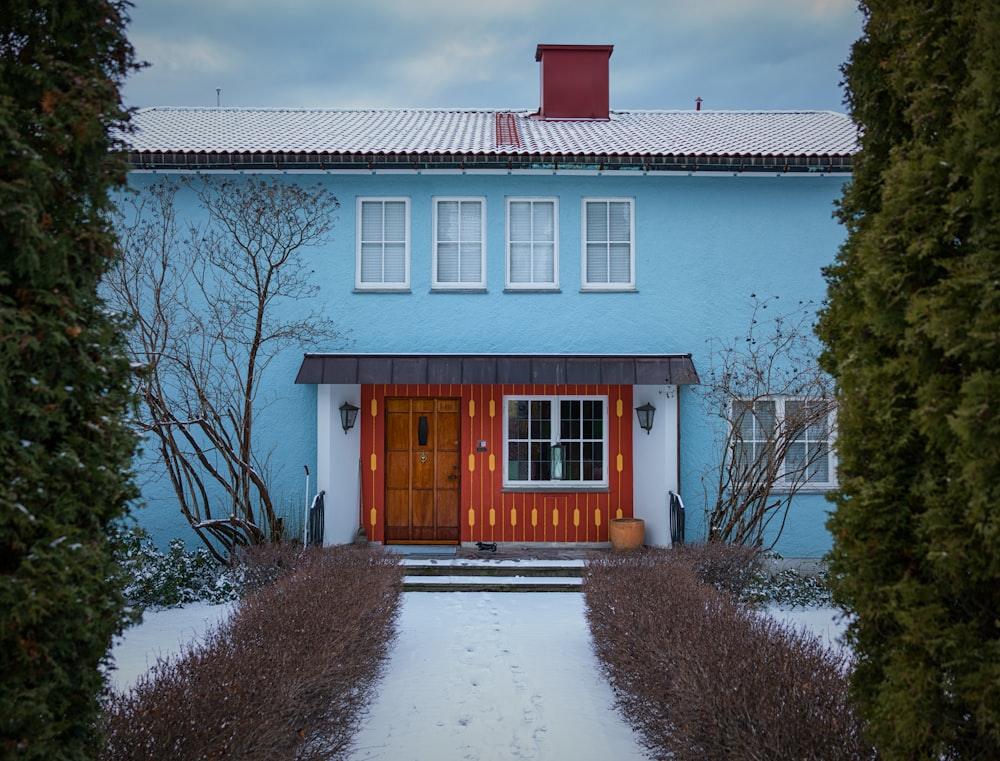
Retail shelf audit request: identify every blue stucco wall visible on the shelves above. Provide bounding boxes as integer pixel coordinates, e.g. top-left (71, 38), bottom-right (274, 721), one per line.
top-left (123, 169), bottom-right (846, 557)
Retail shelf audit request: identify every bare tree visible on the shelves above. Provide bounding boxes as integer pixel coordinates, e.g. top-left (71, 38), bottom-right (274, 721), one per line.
top-left (107, 177), bottom-right (342, 562)
top-left (700, 295), bottom-right (835, 549)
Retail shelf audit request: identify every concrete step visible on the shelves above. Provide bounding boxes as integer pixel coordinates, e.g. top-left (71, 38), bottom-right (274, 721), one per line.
top-left (400, 558), bottom-right (586, 592)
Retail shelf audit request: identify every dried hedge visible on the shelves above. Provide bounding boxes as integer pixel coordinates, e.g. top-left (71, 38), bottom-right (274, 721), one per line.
top-left (584, 546), bottom-right (876, 761)
top-left (101, 545), bottom-right (403, 761)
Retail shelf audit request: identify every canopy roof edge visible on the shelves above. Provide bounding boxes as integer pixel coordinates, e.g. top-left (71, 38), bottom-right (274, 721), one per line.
top-left (295, 353), bottom-right (699, 386)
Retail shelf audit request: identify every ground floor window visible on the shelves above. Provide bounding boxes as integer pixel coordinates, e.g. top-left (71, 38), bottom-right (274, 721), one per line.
top-left (732, 396), bottom-right (836, 489)
top-left (503, 396), bottom-right (607, 487)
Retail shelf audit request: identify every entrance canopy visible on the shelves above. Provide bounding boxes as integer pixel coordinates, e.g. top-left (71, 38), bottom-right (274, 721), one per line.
top-left (295, 353), bottom-right (699, 386)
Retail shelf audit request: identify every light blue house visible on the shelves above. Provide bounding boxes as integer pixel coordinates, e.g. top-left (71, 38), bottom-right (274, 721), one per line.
top-left (123, 44), bottom-right (855, 558)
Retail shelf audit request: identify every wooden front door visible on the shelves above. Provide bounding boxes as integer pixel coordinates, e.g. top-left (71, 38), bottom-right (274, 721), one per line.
top-left (384, 398), bottom-right (460, 543)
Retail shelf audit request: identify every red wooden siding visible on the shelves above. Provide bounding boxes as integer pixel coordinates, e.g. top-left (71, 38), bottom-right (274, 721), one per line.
top-left (359, 383), bottom-right (634, 543)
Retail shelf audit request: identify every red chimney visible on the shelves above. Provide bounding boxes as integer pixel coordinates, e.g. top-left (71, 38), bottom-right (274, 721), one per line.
top-left (534, 44), bottom-right (613, 120)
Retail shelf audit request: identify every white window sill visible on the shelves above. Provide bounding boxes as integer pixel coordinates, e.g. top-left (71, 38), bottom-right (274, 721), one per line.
top-left (502, 485), bottom-right (611, 494)
top-left (768, 484), bottom-right (838, 495)
top-left (503, 287), bottom-right (561, 293)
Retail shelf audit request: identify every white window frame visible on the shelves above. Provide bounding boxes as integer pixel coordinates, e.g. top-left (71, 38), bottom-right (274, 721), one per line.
top-left (356, 197), bottom-right (410, 290)
top-left (731, 396), bottom-right (838, 492)
top-left (505, 197), bottom-right (559, 290)
top-left (431, 196), bottom-right (486, 290)
top-left (502, 395), bottom-right (609, 488)
top-left (581, 197), bottom-right (635, 291)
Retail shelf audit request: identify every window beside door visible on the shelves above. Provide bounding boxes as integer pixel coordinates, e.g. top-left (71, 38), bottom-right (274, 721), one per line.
top-left (503, 396), bottom-right (607, 487)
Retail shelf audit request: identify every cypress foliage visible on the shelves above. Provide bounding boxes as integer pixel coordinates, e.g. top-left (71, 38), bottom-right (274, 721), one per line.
top-left (818, 1), bottom-right (1000, 757)
top-left (0, 2), bottom-right (139, 758)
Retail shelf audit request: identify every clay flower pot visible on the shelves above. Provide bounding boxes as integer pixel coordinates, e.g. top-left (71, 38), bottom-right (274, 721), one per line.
top-left (609, 517), bottom-right (645, 551)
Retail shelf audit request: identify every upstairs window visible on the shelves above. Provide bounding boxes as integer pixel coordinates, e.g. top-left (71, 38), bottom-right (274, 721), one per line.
top-left (433, 197), bottom-right (486, 289)
top-left (357, 198), bottom-right (409, 290)
top-left (503, 396), bottom-right (607, 487)
top-left (507, 198), bottom-right (558, 289)
top-left (583, 198), bottom-right (634, 290)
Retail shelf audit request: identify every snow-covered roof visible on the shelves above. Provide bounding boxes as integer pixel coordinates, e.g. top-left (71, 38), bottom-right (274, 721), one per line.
top-left (125, 107), bottom-right (857, 172)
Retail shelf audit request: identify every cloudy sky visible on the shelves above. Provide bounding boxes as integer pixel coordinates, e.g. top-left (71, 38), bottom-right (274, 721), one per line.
top-left (121, 0), bottom-right (864, 113)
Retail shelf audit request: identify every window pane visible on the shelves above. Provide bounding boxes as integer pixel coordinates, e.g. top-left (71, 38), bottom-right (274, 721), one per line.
top-left (508, 442), bottom-right (527, 481)
top-left (609, 243), bottom-right (631, 283)
top-left (383, 202), bottom-right (406, 240)
top-left (383, 243), bottom-right (406, 282)
top-left (438, 201), bottom-right (459, 241)
top-left (510, 202), bottom-right (531, 241)
top-left (785, 441), bottom-right (806, 473)
top-left (754, 401), bottom-right (777, 436)
top-left (460, 243), bottom-right (481, 281)
top-left (586, 243), bottom-right (608, 282)
top-left (533, 243), bottom-right (555, 282)
top-left (608, 202), bottom-right (631, 240)
top-left (809, 443), bottom-right (830, 481)
top-left (508, 400), bottom-right (527, 437)
top-left (733, 400), bottom-right (754, 439)
top-left (360, 242), bottom-right (382, 282)
top-left (509, 243), bottom-right (532, 282)
top-left (586, 202), bottom-right (607, 240)
top-left (437, 243), bottom-right (459, 281)
top-left (461, 202), bottom-right (481, 239)
top-left (361, 202), bottom-right (382, 240)
top-left (534, 442), bottom-right (551, 481)
top-left (808, 413), bottom-right (829, 440)
top-left (734, 441), bottom-right (753, 472)
top-left (534, 202), bottom-right (554, 241)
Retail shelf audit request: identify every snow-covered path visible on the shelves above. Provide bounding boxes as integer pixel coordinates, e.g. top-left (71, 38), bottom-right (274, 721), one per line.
top-left (347, 591), bottom-right (649, 761)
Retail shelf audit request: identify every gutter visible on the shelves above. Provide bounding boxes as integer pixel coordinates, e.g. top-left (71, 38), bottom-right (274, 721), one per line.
top-left (125, 151), bottom-right (853, 175)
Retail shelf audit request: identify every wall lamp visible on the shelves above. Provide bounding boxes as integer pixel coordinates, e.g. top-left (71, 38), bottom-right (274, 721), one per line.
top-left (339, 401), bottom-right (359, 434)
top-left (635, 402), bottom-right (656, 435)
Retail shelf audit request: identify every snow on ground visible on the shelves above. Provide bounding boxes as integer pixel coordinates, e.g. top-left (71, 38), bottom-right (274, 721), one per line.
top-left (106, 590), bottom-right (849, 760)
top-left (768, 604), bottom-right (850, 652)
top-left (347, 592), bottom-right (647, 761)
top-left (105, 601), bottom-right (233, 694)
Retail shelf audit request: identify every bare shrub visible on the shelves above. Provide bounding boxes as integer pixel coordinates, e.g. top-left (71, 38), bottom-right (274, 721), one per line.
top-left (700, 296), bottom-right (836, 550)
top-left (101, 546), bottom-right (403, 761)
top-left (108, 178), bottom-right (344, 561)
top-left (673, 541), bottom-right (762, 598)
top-left (584, 547), bottom-right (875, 761)
top-left (230, 539), bottom-right (305, 595)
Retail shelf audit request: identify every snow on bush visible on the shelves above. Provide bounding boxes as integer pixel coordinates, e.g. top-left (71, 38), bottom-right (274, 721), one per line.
top-left (111, 524), bottom-right (238, 609)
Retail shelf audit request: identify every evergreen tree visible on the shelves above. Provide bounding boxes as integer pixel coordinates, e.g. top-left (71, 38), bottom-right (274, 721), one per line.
top-left (0, 2), bottom-right (139, 758)
top-left (818, 1), bottom-right (1000, 757)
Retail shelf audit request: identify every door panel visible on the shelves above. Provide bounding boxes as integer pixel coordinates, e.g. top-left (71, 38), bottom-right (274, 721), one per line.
top-left (385, 451), bottom-right (410, 489)
top-left (384, 398), bottom-right (461, 543)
